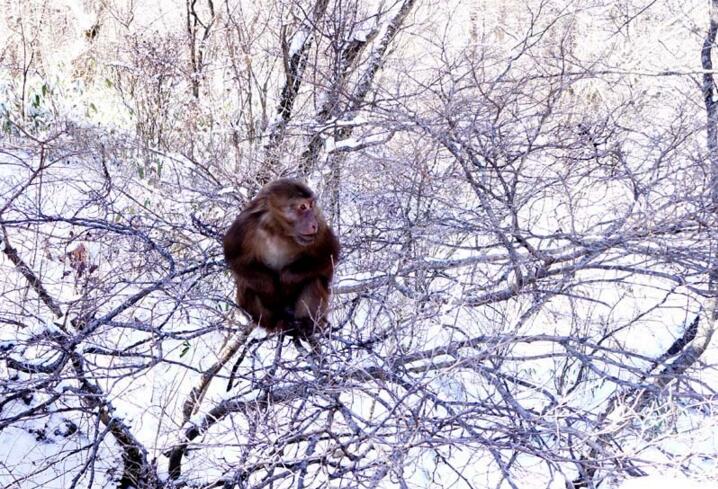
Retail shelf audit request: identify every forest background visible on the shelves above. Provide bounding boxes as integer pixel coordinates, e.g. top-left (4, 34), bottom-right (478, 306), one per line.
top-left (1, 1), bottom-right (718, 488)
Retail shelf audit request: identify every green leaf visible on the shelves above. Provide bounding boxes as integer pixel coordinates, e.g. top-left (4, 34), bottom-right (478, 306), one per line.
top-left (180, 340), bottom-right (191, 358)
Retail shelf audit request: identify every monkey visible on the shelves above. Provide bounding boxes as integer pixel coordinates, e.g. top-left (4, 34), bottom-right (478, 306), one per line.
top-left (223, 179), bottom-right (340, 339)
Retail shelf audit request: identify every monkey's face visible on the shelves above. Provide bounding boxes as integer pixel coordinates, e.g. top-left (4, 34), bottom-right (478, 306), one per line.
top-left (263, 179), bottom-right (322, 246)
top-left (285, 197), bottom-right (319, 246)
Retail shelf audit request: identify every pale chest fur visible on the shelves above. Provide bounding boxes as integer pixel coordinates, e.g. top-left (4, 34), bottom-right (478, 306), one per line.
top-left (256, 229), bottom-right (297, 270)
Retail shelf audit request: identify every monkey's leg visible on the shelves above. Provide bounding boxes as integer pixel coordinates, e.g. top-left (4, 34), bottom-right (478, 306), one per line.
top-left (292, 279), bottom-right (328, 338)
top-left (241, 290), bottom-right (282, 330)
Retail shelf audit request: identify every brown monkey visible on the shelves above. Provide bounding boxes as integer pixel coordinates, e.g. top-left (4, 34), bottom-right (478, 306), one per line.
top-left (223, 179), bottom-right (340, 338)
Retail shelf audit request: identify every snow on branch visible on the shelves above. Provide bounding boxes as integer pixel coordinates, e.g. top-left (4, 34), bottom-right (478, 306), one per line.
top-left (260, 0), bottom-right (330, 181)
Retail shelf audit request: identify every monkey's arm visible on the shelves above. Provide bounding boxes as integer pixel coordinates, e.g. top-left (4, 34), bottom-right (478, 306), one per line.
top-left (280, 230), bottom-right (339, 287)
top-left (229, 259), bottom-right (278, 297)
top-left (280, 256), bottom-right (332, 289)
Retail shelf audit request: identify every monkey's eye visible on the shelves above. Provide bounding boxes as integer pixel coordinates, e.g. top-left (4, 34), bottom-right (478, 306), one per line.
top-left (298, 203), bottom-right (309, 212)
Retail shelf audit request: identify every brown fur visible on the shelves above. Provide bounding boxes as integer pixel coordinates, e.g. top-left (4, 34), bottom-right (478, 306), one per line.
top-left (223, 179), bottom-right (340, 337)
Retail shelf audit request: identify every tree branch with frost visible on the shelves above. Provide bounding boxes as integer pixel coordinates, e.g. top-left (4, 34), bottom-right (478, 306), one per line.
top-left (1, 226), bottom-right (64, 320)
top-left (703, 0), bottom-right (718, 209)
top-left (186, 0), bottom-right (216, 99)
top-left (164, 331), bottom-right (667, 484)
top-left (325, 130), bottom-right (395, 154)
top-left (569, 311), bottom-right (712, 489)
top-left (260, 0), bottom-right (330, 181)
top-left (180, 320), bottom-right (254, 425)
top-left (299, 12), bottom-right (382, 172)
top-left (69, 350), bottom-right (160, 488)
top-left (568, 5), bottom-right (718, 485)
top-left (322, 0), bottom-right (416, 214)
top-left (1, 225), bottom-right (160, 487)
top-left (344, 0), bottom-right (415, 115)
top-left (703, 0), bottom-right (718, 315)
top-left (700, 0), bottom-right (718, 392)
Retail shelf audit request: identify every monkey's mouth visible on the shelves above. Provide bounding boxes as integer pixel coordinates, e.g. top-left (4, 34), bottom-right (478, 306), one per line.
top-left (296, 234), bottom-right (316, 245)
